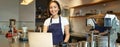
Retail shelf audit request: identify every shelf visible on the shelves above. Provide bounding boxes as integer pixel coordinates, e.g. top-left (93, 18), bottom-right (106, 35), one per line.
top-left (86, 14), bottom-right (105, 19)
top-left (69, 14), bottom-right (105, 19)
top-left (71, 0), bottom-right (116, 8)
top-left (69, 16), bottom-right (87, 18)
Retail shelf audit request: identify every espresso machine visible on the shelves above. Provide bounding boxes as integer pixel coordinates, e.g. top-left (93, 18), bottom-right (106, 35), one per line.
top-left (104, 18), bottom-right (111, 47)
top-left (19, 27), bottom-right (28, 41)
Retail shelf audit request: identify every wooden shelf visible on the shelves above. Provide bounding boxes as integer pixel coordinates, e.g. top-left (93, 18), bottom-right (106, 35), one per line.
top-left (69, 12), bottom-right (120, 20)
top-left (69, 14), bottom-right (102, 18)
top-left (71, 0), bottom-right (117, 8)
top-left (87, 14), bottom-right (105, 19)
top-left (69, 16), bottom-right (87, 18)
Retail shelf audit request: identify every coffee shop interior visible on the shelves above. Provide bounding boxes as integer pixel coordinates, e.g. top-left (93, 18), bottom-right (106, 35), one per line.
top-left (0, 0), bottom-right (120, 47)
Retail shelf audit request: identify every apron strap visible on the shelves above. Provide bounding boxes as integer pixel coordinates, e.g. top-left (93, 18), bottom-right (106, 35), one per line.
top-left (59, 16), bottom-right (61, 25)
top-left (92, 18), bottom-right (96, 24)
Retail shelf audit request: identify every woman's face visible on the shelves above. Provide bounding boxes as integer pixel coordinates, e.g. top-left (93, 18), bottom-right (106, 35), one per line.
top-left (11, 21), bottom-right (15, 25)
top-left (49, 2), bottom-right (59, 16)
top-left (96, 18), bottom-right (104, 26)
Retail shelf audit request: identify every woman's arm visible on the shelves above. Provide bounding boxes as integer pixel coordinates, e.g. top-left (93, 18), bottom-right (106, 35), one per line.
top-left (43, 18), bottom-right (50, 33)
top-left (64, 25), bottom-right (70, 42)
top-left (43, 26), bottom-right (48, 33)
top-left (99, 31), bottom-right (108, 36)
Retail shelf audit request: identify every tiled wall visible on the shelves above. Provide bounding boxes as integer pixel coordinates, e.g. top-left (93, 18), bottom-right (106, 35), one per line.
top-left (19, 0), bottom-right (35, 30)
top-left (0, 0), bottom-right (35, 32)
top-left (0, 0), bottom-right (19, 33)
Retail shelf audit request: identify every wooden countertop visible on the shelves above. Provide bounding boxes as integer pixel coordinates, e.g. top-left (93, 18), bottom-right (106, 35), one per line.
top-left (0, 35), bottom-right (29, 47)
top-left (10, 41), bottom-right (29, 47)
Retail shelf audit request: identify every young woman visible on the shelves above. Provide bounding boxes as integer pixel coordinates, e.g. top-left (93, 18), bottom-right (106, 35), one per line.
top-left (104, 11), bottom-right (119, 47)
top-left (43, 1), bottom-right (70, 46)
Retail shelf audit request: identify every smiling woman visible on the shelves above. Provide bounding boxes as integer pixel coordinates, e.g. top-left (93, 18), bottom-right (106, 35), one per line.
top-left (43, 1), bottom-right (70, 47)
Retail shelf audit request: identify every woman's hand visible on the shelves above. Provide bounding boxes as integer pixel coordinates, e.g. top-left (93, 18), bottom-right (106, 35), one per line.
top-left (94, 30), bottom-right (99, 33)
top-left (99, 31), bottom-right (108, 36)
top-left (43, 26), bottom-right (48, 33)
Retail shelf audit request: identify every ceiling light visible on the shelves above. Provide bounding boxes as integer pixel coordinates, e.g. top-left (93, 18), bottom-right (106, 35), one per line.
top-left (20, 0), bottom-right (33, 5)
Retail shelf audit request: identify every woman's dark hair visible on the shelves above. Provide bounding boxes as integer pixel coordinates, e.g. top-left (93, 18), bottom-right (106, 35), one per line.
top-left (48, 1), bottom-right (61, 15)
top-left (9, 19), bottom-right (16, 25)
top-left (106, 11), bottom-right (113, 14)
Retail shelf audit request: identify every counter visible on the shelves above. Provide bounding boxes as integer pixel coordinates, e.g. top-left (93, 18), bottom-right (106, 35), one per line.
top-left (70, 32), bottom-right (87, 42)
top-left (0, 35), bottom-right (29, 47)
top-left (10, 41), bottom-right (29, 47)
